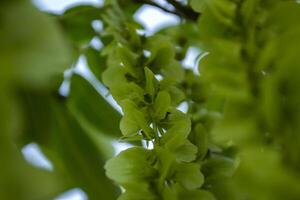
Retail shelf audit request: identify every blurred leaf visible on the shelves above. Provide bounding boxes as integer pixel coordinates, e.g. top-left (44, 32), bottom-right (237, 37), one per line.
top-left (175, 163), bottom-right (204, 190)
top-left (179, 189), bottom-right (216, 200)
top-left (0, 1), bottom-right (73, 90)
top-left (17, 88), bottom-right (119, 200)
top-left (146, 35), bottom-right (175, 72)
top-left (189, 124), bottom-right (209, 160)
top-left (190, 0), bottom-right (206, 13)
top-left (233, 147), bottom-right (300, 200)
top-left (68, 74), bottom-right (122, 139)
top-left (202, 153), bottom-right (236, 179)
top-left (50, 99), bottom-right (120, 200)
top-left (0, 90), bottom-right (67, 199)
top-left (174, 140), bottom-right (198, 162)
top-left (118, 182), bottom-right (158, 200)
top-left (17, 90), bottom-right (55, 146)
top-left (105, 147), bottom-right (157, 184)
top-left (0, 139), bottom-right (67, 199)
top-left (58, 5), bottom-right (102, 47)
top-left (85, 47), bottom-right (107, 80)
top-left (162, 61), bottom-right (185, 84)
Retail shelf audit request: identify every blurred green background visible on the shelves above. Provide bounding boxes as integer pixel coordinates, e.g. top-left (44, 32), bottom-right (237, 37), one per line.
top-left (1, 0), bottom-right (300, 199)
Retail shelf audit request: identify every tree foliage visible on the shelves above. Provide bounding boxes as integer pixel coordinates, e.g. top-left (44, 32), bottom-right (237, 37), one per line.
top-left (1, 0), bottom-right (300, 199)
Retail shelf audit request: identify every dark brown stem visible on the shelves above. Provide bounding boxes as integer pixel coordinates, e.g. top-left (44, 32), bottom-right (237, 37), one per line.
top-left (135, 0), bottom-right (200, 21)
top-left (135, 0), bottom-right (180, 16)
top-left (165, 0), bottom-right (200, 21)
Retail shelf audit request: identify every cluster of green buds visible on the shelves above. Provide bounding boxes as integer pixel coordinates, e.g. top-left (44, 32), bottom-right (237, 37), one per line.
top-left (100, 3), bottom-right (227, 200)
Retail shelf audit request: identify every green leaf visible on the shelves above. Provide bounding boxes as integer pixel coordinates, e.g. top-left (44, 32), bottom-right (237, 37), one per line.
top-left (116, 46), bottom-right (139, 77)
top-left (174, 140), bottom-right (198, 162)
top-left (84, 47), bottom-right (107, 81)
top-left (105, 147), bottom-right (157, 184)
top-left (102, 64), bottom-right (127, 88)
top-left (58, 5), bottom-right (101, 46)
top-left (118, 182), bottom-right (158, 200)
top-left (160, 109), bottom-right (191, 149)
top-left (146, 35), bottom-right (175, 72)
top-left (153, 91), bottom-right (171, 120)
top-left (155, 146), bottom-right (176, 184)
top-left (183, 71), bottom-right (209, 103)
top-left (102, 66), bottom-right (144, 103)
top-left (162, 186), bottom-right (178, 200)
top-left (202, 154), bottom-right (236, 179)
top-left (120, 134), bottom-right (143, 142)
top-left (190, 0), bottom-right (206, 13)
top-left (120, 100), bottom-right (152, 137)
top-left (196, 0), bottom-right (236, 27)
top-left (199, 52), bottom-right (249, 100)
top-left (240, 0), bottom-right (258, 25)
top-left (144, 67), bottom-right (159, 100)
top-left (120, 114), bottom-right (140, 136)
top-left (175, 163), bottom-right (204, 190)
top-left (162, 60), bottom-right (185, 83)
top-left (179, 189), bottom-right (216, 200)
top-left (160, 79), bottom-right (185, 106)
top-left (189, 124), bottom-right (209, 160)
top-left (168, 86), bottom-right (186, 106)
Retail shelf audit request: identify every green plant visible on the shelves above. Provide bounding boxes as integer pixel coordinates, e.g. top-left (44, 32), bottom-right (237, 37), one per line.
top-left (1, 0), bottom-right (300, 199)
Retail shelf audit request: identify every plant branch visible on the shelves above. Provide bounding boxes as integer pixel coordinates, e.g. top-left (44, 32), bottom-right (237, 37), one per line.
top-left (134, 0), bottom-right (181, 15)
top-left (135, 0), bottom-right (200, 21)
top-left (134, 0), bottom-right (180, 16)
top-left (165, 0), bottom-right (200, 21)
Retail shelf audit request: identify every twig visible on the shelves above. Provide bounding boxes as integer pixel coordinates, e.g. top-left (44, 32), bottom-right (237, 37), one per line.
top-left (134, 0), bottom-right (180, 16)
top-left (166, 0), bottom-right (200, 21)
top-left (135, 0), bottom-right (200, 21)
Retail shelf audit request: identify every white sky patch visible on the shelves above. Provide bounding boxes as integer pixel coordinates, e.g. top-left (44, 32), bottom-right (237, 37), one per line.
top-left (55, 188), bottom-right (88, 200)
top-left (59, 79), bottom-right (71, 96)
top-left (182, 46), bottom-right (202, 74)
top-left (177, 0), bottom-right (188, 5)
top-left (22, 143), bottom-right (53, 171)
top-left (142, 140), bottom-right (154, 150)
top-left (153, 0), bottom-right (174, 10)
top-left (59, 67), bottom-right (75, 96)
top-left (32, 0), bottom-right (103, 14)
top-left (134, 5), bottom-right (180, 35)
top-left (90, 37), bottom-right (104, 50)
top-left (177, 101), bottom-right (188, 113)
top-left (143, 50), bottom-right (151, 58)
top-left (112, 141), bottom-right (133, 155)
top-left (155, 74), bottom-right (163, 81)
top-left (91, 20), bottom-right (104, 32)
